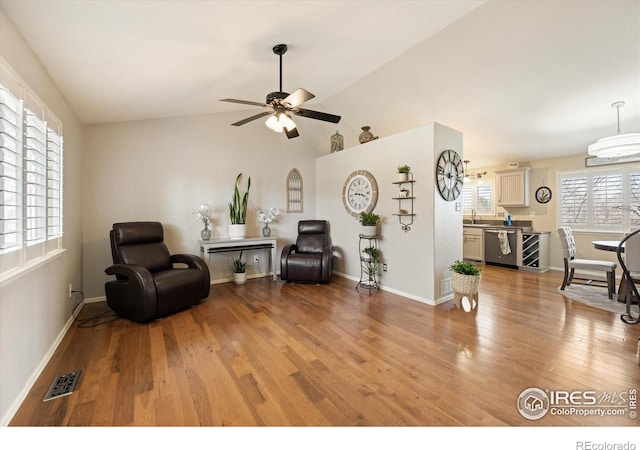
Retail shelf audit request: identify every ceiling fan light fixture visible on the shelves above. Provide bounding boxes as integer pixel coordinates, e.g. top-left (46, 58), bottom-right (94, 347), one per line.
top-left (588, 101), bottom-right (640, 158)
top-left (265, 112), bottom-right (296, 133)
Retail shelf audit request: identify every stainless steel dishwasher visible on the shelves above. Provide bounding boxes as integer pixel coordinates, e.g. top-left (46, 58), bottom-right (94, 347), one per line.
top-left (484, 228), bottom-right (518, 267)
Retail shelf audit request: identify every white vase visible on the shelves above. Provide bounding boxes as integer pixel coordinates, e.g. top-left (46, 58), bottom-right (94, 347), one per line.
top-left (362, 225), bottom-right (377, 236)
top-left (228, 224), bottom-right (246, 239)
top-left (398, 173), bottom-right (409, 182)
top-left (233, 272), bottom-right (247, 285)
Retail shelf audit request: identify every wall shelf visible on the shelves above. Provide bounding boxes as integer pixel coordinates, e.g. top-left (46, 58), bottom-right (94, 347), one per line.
top-left (392, 174), bottom-right (415, 232)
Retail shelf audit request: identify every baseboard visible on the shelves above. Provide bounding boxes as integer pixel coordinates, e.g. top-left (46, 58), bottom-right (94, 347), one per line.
top-left (332, 272), bottom-right (437, 306)
top-left (0, 312), bottom-right (76, 426)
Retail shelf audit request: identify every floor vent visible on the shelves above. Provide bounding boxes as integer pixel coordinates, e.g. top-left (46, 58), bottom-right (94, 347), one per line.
top-left (43, 370), bottom-right (81, 402)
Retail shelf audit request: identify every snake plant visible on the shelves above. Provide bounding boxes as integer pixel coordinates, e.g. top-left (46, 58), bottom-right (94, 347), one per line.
top-left (228, 173), bottom-right (251, 224)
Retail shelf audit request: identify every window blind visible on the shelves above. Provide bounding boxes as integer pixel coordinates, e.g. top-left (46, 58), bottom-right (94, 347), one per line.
top-left (24, 108), bottom-right (47, 244)
top-left (0, 86), bottom-right (22, 253)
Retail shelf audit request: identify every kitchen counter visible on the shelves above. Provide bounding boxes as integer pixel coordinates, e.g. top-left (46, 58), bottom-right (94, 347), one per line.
top-left (463, 223), bottom-right (533, 232)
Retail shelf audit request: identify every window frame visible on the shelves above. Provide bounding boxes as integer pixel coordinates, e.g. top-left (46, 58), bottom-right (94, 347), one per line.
top-left (462, 178), bottom-right (495, 216)
top-left (0, 60), bottom-right (64, 279)
top-left (556, 165), bottom-right (640, 233)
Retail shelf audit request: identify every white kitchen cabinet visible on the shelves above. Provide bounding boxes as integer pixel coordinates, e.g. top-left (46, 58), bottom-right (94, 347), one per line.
top-left (495, 167), bottom-right (531, 207)
top-left (463, 227), bottom-right (484, 261)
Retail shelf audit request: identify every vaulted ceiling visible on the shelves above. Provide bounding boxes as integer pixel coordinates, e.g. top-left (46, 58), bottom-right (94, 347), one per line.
top-left (1, 0), bottom-right (639, 167)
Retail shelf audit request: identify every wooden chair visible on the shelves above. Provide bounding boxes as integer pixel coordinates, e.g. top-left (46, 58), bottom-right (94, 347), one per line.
top-left (617, 228), bottom-right (640, 324)
top-left (557, 226), bottom-right (617, 299)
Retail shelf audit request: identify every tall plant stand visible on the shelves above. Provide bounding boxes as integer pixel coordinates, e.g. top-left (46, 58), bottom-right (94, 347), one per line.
top-left (357, 234), bottom-right (379, 295)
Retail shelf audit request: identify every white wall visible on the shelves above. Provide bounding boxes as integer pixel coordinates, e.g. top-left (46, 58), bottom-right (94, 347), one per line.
top-left (0, 10), bottom-right (84, 425)
top-left (316, 123), bottom-right (463, 304)
top-left (83, 114), bottom-right (322, 298)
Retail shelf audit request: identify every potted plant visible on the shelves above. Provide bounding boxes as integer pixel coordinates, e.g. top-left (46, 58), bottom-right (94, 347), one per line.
top-left (363, 247), bottom-right (381, 285)
top-left (232, 251), bottom-right (247, 285)
top-left (449, 260), bottom-right (482, 307)
top-left (397, 164), bottom-right (411, 182)
top-left (359, 211), bottom-right (380, 236)
top-left (228, 173), bottom-right (251, 239)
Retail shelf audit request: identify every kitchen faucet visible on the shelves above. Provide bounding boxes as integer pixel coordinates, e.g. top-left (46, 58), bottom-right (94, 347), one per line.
top-left (471, 208), bottom-right (476, 224)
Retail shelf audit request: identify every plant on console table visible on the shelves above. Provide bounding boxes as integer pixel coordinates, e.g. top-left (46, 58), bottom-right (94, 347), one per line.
top-left (359, 211), bottom-right (380, 236)
top-left (232, 251), bottom-right (247, 285)
top-left (228, 173), bottom-right (251, 239)
top-left (449, 260), bottom-right (482, 309)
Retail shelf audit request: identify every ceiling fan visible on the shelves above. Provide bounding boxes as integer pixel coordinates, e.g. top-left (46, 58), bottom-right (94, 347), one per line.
top-left (220, 44), bottom-right (341, 139)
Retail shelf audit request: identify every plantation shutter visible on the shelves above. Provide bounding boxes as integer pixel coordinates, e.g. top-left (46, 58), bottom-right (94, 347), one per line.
top-left (630, 170), bottom-right (640, 229)
top-left (46, 125), bottom-right (63, 240)
top-left (23, 107), bottom-right (47, 245)
top-left (560, 174), bottom-right (588, 227)
top-left (0, 86), bottom-right (22, 253)
top-left (592, 173), bottom-right (623, 228)
top-left (476, 180), bottom-right (493, 215)
top-left (461, 185), bottom-right (472, 213)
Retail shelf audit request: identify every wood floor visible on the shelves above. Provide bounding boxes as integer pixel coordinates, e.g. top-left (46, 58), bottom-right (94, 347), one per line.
top-left (10, 265), bottom-right (640, 427)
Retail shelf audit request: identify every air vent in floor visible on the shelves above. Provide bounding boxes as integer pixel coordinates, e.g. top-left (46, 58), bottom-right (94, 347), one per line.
top-left (43, 370), bottom-right (81, 402)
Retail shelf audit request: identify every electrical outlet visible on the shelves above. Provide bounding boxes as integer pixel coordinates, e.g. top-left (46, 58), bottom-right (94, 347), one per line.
top-left (254, 255), bottom-right (259, 262)
top-left (382, 264), bottom-right (387, 272)
top-left (68, 283), bottom-right (73, 298)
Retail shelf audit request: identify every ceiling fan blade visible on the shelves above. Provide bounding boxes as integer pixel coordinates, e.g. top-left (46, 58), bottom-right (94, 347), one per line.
top-left (285, 126), bottom-right (300, 139)
top-left (231, 111), bottom-right (273, 126)
top-left (221, 98), bottom-right (269, 108)
top-left (283, 88), bottom-right (315, 108)
top-left (292, 108), bottom-right (341, 123)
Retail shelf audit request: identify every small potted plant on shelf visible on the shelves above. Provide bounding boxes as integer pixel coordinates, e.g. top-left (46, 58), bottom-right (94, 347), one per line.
top-left (397, 164), bottom-right (411, 182)
top-left (359, 211), bottom-right (380, 236)
top-left (449, 260), bottom-right (482, 308)
top-left (232, 251), bottom-right (247, 285)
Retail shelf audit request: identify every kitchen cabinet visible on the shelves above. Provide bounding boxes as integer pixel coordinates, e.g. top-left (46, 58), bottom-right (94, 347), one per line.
top-left (463, 226), bottom-right (484, 262)
top-left (496, 167), bottom-right (531, 207)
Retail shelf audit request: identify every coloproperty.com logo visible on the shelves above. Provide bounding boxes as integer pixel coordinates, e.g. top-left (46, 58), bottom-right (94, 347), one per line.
top-left (517, 387), bottom-right (637, 420)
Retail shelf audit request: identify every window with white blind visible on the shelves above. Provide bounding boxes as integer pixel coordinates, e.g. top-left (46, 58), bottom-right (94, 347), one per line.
top-left (0, 62), bottom-right (64, 276)
top-left (557, 167), bottom-right (640, 233)
top-left (462, 179), bottom-right (494, 216)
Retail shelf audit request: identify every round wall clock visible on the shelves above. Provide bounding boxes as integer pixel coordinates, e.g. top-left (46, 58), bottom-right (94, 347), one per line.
top-left (535, 186), bottom-right (552, 204)
top-left (436, 149), bottom-right (464, 201)
top-left (342, 170), bottom-right (378, 218)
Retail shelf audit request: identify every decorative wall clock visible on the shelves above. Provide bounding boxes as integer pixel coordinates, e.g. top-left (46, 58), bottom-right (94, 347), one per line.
top-left (535, 186), bottom-right (552, 204)
top-left (436, 149), bottom-right (464, 201)
top-left (342, 170), bottom-right (378, 218)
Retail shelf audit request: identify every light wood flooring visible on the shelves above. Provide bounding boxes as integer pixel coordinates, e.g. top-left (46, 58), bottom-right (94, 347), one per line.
top-left (9, 265), bottom-right (640, 427)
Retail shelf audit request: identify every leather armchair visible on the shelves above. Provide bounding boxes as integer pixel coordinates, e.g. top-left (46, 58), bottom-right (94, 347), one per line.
top-left (280, 220), bottom-right (332, 283)
top-left (104, 222), bottom-right (210, 322)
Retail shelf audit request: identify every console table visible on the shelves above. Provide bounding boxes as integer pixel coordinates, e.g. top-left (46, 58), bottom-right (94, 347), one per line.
top-left (200, 237), bottom-right (278, 281)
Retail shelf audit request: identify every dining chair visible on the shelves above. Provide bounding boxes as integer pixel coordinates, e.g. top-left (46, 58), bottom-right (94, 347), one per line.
top-left (557, 226), bottom-right (617, 299)
top-left (617, 228), bottom-right (640, 324)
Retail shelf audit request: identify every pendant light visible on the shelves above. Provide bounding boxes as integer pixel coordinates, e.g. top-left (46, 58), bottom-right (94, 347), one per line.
top-left (463, 160), bottom-right (470, 183)
top-left (588, 101), bottom-right (640, 158)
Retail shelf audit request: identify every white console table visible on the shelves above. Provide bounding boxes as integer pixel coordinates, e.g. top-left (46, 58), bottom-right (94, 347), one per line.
top-left (199, 237), bottom-right (278, 281)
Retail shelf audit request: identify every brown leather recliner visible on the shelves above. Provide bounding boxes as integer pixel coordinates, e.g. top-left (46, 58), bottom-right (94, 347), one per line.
top-left (280, 220), bottom-right (332, 283)
top-left (104, 222), bottom-right (210, 322)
